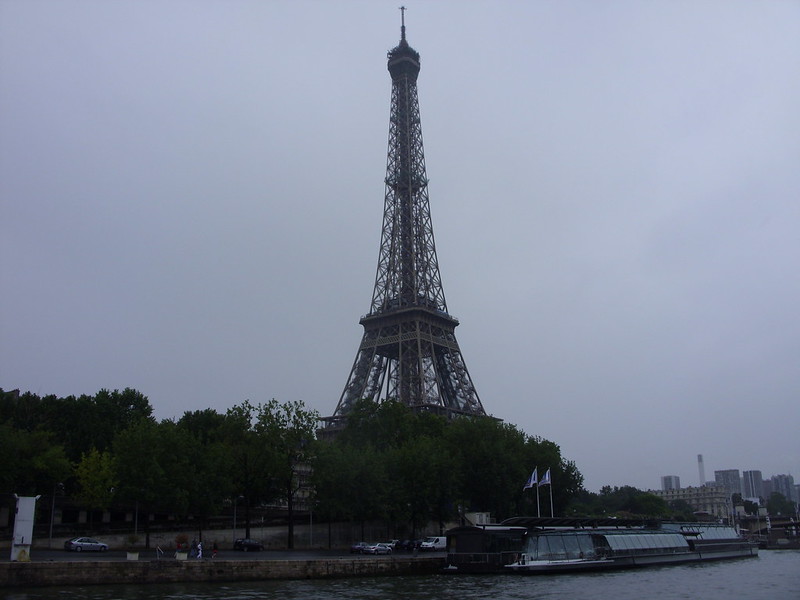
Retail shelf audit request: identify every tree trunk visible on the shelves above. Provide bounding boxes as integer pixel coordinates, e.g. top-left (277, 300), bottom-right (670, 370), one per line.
top-left (286, 480), bottom-right (294, 549)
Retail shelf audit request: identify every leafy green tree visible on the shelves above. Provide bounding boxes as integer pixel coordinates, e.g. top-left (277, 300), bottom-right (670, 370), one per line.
top-left (446, 417), bottom-right (526, 518)
top-left (255, 399), bottom-right (320, 548)
top-left (74, 448), bottom-right (117, 527)
top-left (221, 401), bottom-right (279, 538)
top-left (388, 434), bottom-right (458, 536)
top-left (113, 419), bottom-right (194, 546)
top-left (178, 408), bottom-right (227, 445)
top-left (742, 499), bottom-right (759, 516)
top-left (668, 499), bottom-right (696, 521)
top-left (0, 423), bottom-right (72, 495)
top-left (38, 394), bottom-right (98, 461)
top-left (313, 440), bottom-right (388, 541)
top-left (568, 486), bottom-right (669, 518)
top-left (767, 492), bottom-right (796, 516)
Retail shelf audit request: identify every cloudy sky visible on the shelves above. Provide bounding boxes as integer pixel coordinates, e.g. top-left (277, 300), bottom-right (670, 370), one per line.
top-left (2, 0), bottom-right (798, 492)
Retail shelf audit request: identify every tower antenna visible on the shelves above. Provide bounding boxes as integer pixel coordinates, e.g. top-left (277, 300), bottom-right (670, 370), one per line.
top-left (400, 6), bottom-right (406, 41)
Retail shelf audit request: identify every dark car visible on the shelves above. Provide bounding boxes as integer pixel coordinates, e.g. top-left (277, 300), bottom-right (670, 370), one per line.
top-left (64, 537), bottom-right (109, 552)
top-left (350, 541), bottom-right (369, 554)
top-left (233, 538), bottom-right (264, 551)
top-left (398, 539), bottom-right (422, 552)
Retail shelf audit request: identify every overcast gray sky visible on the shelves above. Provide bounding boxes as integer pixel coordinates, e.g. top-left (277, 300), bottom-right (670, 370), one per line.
top-left (2, 0), bottom-right (798, 492)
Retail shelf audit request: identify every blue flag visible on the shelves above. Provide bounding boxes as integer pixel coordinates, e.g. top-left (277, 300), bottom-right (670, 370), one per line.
top-left (539, 468), bottom-right (551, 486)
top-left (523, 468), bottom-right (538, 490)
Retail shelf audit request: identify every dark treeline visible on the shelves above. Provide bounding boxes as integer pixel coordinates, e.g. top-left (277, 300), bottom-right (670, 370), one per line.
top-left (1, 388), bottom-right (317, 547)
top-left (1, 387), bottom-right (694, 547)
top-left (313, 398), bottom-right (584, 536)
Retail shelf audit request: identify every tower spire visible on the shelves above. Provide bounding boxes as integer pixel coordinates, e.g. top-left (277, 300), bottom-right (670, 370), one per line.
top-left (321, 23), bottom-right (486, 434)
top-left (400, 6), bottom-right (406, 42)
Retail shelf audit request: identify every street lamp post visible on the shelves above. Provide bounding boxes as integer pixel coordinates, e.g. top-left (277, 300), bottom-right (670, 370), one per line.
top-left (48, 483), bottom-right (63, 549)
top-left (233, 495), bottom-right (244, 544)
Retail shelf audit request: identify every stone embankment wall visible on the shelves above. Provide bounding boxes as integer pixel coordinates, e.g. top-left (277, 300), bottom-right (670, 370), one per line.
top-left (1, 556), bottom-right (445, 588)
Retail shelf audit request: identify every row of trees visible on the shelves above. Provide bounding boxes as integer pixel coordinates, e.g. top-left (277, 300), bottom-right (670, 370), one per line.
top-left (313, 399), bottom-right (584, 535)
top-left (12, 386), bottom-right (777, 546)
top-left (22, 388), bottom-right (754, 546)
top-left (1, 388), bottom-right (317, 547)
top-left (567, 486), bottom-right (695, 520)
top-left (2, 388), bottom-right (588, 541)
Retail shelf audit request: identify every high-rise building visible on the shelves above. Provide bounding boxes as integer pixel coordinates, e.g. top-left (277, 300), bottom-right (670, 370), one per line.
top-left (322, 12), bottom-right (486, 434)
top-left (771, 474), bottom-right (797, 503)
top-left (714, 469), bottom-right (741, 496)
top-left (697, 454), bottom-right (706, 487)
top-left (742, 470), bottom-right (764, 499)
top-left (661, 475), bottom-right (681, 491)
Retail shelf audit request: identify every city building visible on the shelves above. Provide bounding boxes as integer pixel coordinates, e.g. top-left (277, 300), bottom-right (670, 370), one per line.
top-left (661, 475), bottom-right (680, 491)
top-left (743, 470), bottom-right (764, 500)
top-left (714, 469), bottom-right (741, 497)
top-left (651, 486), bottom-right (730, 519)
top-left (771, 474), bottom-right (797, 503)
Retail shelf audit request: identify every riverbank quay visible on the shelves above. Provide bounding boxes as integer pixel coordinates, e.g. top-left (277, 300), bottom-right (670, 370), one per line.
top-left (0, 555), bottom-right (445, 588)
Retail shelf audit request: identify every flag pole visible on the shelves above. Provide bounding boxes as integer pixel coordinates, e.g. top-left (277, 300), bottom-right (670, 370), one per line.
top-left (549, 483), bottom-right (554, 517)
top-left (536, 486), bottom-right (541, 518)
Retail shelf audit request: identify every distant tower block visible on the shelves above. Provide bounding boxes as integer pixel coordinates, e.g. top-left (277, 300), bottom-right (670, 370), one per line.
top-left (698, 454), bottom-right (706, 487)
top-left (321, 11), bottom-right (486, 434)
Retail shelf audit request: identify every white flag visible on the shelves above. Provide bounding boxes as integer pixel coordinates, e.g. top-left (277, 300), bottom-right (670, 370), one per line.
top-left (523, 468), bottom-right (538, 490)
top-left (539, 468), bottom-right (551, 486)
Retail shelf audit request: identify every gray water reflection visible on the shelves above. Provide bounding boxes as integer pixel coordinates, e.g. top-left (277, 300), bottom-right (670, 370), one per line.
top-left (3, 550), bottom-right (798, 600)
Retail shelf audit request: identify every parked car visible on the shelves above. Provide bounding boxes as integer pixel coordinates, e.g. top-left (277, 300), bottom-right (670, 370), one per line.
top-left (350, 541), bottom-right (369, 554)
top-left (419, 536), bottom-right (446, 551)
top-left (397, 539), bottom-right (411, 552)
top-left (64, 537), bottom-right (109, 552)
top-left (398, 539), bottom-right (422, 551)
top-left (233, 538), bottom-right (264, 551)
top-left (387, 539), bottom-right (400, 550)
top-left (364, 542), bottom-right (393, 555)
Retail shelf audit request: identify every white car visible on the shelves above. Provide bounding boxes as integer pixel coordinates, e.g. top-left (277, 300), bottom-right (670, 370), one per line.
top-left (364, 542), bottom-right (393, 555)
top-left (419, 536), bottom-right (446, 551)
top-left (64, 537), bottom-right (109, 552)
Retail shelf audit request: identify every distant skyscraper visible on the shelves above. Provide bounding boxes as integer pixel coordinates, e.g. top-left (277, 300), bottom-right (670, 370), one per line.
top-left (714, 469), bottom-right (741, 496)
top-left (742, 470), bottom-right (764, 499)
top-left (697, 455), bottom-right (705, 487)
top-left (771, 474), bottom-right (797, 503)
top-left (661, 475), bottom-right (681, 491)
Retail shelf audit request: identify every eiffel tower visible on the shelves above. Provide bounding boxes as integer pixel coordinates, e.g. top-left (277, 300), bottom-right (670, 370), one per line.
top-left (322, 11), bottom-right (486, 433)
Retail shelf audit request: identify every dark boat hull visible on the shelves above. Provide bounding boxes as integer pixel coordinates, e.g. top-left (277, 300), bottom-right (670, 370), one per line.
top-left (502, 545), bottom-right (758, 574)
top-left (445, 519), bottom-right (758, 575)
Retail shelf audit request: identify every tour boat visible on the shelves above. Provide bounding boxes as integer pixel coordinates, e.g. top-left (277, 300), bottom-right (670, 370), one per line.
top-left (445, 517), bottom-right (758, 574)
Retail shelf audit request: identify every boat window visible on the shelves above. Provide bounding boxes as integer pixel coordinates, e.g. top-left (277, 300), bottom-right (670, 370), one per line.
top-left (562, 534), bottom-right (582, 559)
top-left (606, 536), bottom-right (631, 551)
top-left (534, 535), bottom-right (549, 560)
top-left (548, 536), bottom-right (568, 560)
top-left (535, 535), bottom-right (568, 560)
top-left (577, 534), bottom-right (595, 558)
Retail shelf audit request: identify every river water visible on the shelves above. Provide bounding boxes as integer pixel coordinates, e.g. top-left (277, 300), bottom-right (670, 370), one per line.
top-left (3, 550), bottom-right (798, 600)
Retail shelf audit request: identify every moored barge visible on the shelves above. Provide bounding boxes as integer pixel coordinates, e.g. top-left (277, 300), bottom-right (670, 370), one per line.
top-left (445, 517), bottom-right (758, 574)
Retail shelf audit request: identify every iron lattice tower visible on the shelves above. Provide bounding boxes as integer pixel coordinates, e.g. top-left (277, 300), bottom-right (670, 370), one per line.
top-left (323, 15), bottom-right (486, 430)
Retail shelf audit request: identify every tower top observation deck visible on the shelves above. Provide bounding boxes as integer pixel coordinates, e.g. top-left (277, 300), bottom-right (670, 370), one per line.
top-left (388, 6), bottom-right (420, 80)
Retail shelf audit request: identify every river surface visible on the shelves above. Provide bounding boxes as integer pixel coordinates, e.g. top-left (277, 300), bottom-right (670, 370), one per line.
top-left (3, 550), bottom-right (798, 600)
